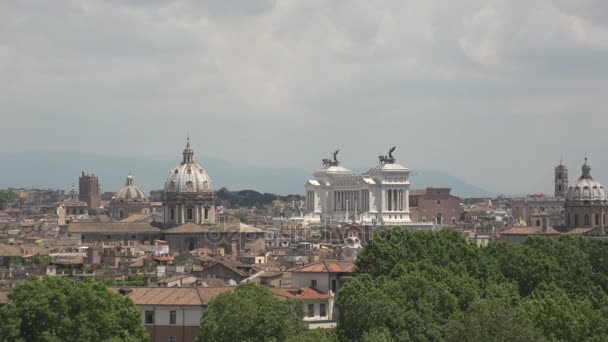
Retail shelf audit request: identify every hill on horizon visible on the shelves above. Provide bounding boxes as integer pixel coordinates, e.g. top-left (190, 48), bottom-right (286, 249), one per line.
top-left (0, 150), bottom-right (496, 198)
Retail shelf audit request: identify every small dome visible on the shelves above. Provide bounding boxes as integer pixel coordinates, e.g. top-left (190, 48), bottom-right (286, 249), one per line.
top-left (116, 173), bottom-right (148, 201)
top-left (164, 140), bottom-right (213, 193)
top-left (566, 158), bottom-right (606, 201)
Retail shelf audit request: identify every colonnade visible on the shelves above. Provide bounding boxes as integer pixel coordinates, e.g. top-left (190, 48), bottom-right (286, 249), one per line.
top-left (164, 204), bottom-right (210, 224)
top-left (333, 190), bottom-right (369, 212)
top-left (386, 189), bottom-right (405, 211)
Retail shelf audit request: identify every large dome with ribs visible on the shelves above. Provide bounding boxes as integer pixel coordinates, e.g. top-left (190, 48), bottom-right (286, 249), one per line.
top-left (164, 140), bottom-right (213, 194)
top-left (116, 173), bottom-right (147, 201)
top-left (566, 158), bottom-right (606, 201)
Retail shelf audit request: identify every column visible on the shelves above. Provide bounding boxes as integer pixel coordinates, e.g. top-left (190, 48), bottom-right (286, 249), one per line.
top-left (394, 190), bottom-right (398, 212)
top-left (181, 205), bottom-right (185, 224)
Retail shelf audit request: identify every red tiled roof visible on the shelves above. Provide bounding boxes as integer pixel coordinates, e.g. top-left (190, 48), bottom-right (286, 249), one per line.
top-left (290, 260), bottom-right (354, 273)
top-left (0, 243), bottom-right (21, 257)
top-left (113, 287), bottom-right (233, 306)
top-left (272, 287), bottom-right (332, 300)
top-left (565, 228), bottom-right (596, 235)
top-left (500, 226), bottom-right (561, 236)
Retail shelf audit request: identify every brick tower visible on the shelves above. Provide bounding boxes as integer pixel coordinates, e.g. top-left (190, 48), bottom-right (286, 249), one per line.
top-left (79, 172), bottom-right (101, 209)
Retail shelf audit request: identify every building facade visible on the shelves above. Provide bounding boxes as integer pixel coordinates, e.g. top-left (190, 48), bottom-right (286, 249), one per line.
top-left (304, 149), bottom-right (424, 227)
top-left (79, 172), bottom-right (101, 209)
top-left (409, 187), bottom-right (462, 226)
top-left (511, 160), bottom-right (567, 228)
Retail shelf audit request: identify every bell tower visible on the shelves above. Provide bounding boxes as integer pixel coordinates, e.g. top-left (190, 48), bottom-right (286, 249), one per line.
top-left (555, 157), bottom-right (568, 198)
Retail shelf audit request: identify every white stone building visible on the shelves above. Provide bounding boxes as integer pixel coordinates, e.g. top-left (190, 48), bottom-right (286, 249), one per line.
top-left (162, 139), bottom-right (216, 225)
top-left (304, 149), bottom-right (432, 228)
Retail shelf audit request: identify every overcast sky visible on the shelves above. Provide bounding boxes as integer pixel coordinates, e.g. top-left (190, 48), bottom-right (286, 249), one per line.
top-left (1, 0), bottom-right (608, 194)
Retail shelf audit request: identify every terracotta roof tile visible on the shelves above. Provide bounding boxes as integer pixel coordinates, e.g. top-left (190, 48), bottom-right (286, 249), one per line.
top-left (0, 243), bottom-right (21, 257)
top-left (272, 287), bottom-right (332, 300)
top-left (290, 260), bottom-right (354, 273)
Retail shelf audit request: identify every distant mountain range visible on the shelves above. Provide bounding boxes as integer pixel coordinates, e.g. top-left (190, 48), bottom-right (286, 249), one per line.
top-left (0, 150), bottom-right (495, 198)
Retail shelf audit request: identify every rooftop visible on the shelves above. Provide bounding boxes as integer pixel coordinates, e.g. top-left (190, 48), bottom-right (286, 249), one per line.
top-left (290, 260), bottom-right (354, 273)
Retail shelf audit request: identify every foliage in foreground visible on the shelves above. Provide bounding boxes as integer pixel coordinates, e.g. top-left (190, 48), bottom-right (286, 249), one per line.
top-left (338, 228), bottom-right (608, 341)
top-left (199, 283), bottom-right (305, 342)
top-left (0, 276), bottom-right (148, 342)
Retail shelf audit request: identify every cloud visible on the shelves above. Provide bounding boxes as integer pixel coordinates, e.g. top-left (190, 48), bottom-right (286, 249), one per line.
top-left (1, 0), bottom-right (607, 194)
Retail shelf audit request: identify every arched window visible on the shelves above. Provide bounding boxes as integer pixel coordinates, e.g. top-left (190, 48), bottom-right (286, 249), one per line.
top-left (584, 214), bottom-right (590, 226)
top-left (436, 213), bottom-right (443, 225)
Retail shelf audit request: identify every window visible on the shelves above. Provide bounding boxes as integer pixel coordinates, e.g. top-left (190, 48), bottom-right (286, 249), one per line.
top-left (320, 303), bottom-right (326, 317)
top-left (308, 304), bottom-right (315, 317)
top-left (437, 200), bottom-right (441, 205)
top-left (145, 310), bottom-right (154, 324)
top-left (575, 214), bottom-right (579, 226)
top-left (204, 207), bottom-right (209, 220)
top-left (169, 310), bottom-right (176, 324)
top-left (595, 214), bottom-right (600, 226)
top-left (187, 208), bottom-right (193, 220)
top-left (170, 208), bottom-right (175, 220)
top-left (585, 214), bottom-right (590, 226)
top-left (331, 279), bottom-right (337, 293)
top-left (311, 279), bottom-right (318, 288)
top-left (169, 337), bottom-right (176, 342)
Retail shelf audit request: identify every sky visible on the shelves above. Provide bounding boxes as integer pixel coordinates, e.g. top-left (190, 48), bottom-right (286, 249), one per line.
top-left (1, 0), bottom-right (608, 195)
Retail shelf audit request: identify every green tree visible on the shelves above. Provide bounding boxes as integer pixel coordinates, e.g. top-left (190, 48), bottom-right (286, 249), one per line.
top-left (518, 284), bottom-right (608, 342)
top-left (286, 329), bottom-right (337, 342)
top-left (199, 283), bottom-right (304, 342)
top-left (361, 328), bottom-right (394, 342)
top-left (356, 228), bottom-right (499, 280)
top-left (0, 190), bottom-right (17, 209)
top-left (446, 300), bottom-right (545, 342)
top-left (0, 276), bottom-right (147, 342)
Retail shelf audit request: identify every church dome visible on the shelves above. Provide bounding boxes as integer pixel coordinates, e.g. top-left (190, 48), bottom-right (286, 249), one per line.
top-left (116, 173), bottom-right (148, 201)
top-left (164, 139), bottom-right (213, 194)
top-left (566, 158), bottom-right (606, 201)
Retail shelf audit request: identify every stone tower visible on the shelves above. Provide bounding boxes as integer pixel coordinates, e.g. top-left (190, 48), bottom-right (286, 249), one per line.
top-left (79, 172), bottom-right (101, 210)
top-left (555, 158), bottom-right (568, 198)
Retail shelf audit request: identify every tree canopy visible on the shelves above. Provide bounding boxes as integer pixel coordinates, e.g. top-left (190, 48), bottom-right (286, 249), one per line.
top-left (199, 283), bottom-right (304, 342)
top-left (0, 276), bottom-right (148, 342)
top-left (337, 228), bottom-right (608, 341)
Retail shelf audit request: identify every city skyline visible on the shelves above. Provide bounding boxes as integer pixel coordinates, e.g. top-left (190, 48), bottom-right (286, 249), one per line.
top-left (2, 1), bottom-right (608, 195)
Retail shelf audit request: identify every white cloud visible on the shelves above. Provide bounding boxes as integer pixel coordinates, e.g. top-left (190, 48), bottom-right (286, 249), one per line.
top-left (1, 0), bottom-right (608, 194)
